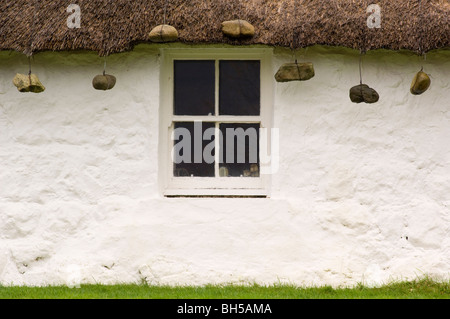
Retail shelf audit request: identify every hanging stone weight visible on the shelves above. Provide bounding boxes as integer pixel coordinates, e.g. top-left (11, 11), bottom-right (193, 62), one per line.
top-left (149, 24), bottom-right (178, 43)
top-left (13, 73), bottom-right (45, 93)
top-left (349, 84), bottom-right (379, 104)
top-left (92, 74), bottom-right (116, 91)
top-left (274, 62), bottom-right (315, 82)
top-left (410, 70), bottom-right (431, 95)
top-left (221, 20), bottom-right (255, 38)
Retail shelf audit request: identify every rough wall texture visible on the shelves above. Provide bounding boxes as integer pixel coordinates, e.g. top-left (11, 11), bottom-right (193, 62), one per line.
top-left (0, 45), bottom-right (449, 287)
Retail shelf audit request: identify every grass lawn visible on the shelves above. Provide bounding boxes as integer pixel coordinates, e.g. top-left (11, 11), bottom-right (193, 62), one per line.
top-left (1, 277), bottom-right (449, 299)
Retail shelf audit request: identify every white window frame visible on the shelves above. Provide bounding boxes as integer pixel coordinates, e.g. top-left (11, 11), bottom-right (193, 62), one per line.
top-left (159, 48), bottom-right (274, 197)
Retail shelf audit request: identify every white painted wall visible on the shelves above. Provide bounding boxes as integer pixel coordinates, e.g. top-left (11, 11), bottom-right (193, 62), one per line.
top-left (0, 45), bottom-right (449, 287)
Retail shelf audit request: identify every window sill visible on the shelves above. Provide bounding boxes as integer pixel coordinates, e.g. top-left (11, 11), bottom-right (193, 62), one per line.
top-left (163, 188), bottom-right (268, 197)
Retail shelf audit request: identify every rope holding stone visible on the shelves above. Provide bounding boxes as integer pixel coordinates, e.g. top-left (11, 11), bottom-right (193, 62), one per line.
top-left (28, 56), bottom-right (32, 84)
top-left (148, 0), bottom-right (178, 43)
top-left (160, 0), bottom-right (168, 42)
top-left (92, 2), bottom-right (116, 91)
top-left (11, 0), bottom-right (45, 94)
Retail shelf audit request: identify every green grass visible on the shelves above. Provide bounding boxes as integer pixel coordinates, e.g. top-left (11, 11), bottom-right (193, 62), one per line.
top-left (1, 277), bottom-right (449, 299)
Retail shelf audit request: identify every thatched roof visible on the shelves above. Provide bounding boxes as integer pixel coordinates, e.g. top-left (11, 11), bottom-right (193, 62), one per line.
top-left (1, 0), bottom-right (449, 56)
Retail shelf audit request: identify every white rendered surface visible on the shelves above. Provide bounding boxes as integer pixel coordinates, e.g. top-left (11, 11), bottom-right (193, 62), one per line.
top-left (0, 45), bottom-right (449, 287)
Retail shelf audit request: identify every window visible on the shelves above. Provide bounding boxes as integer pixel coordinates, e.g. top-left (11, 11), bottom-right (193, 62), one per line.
top-left (159, 49), bottom-right (274, 196)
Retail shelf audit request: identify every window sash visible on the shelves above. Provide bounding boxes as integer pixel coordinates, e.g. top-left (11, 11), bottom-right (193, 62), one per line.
top-left (160, 48), bottom-right (273, 196)
top-left (171, 121), bottom-right (262, 179)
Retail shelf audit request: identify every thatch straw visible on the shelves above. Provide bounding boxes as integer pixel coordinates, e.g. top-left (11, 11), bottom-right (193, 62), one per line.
top-left (0, 0), bottom-right (448, 56)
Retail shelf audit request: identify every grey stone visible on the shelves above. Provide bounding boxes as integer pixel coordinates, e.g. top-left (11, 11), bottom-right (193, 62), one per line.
top-left (149, 24), bottom-right (178, 43)
top-left (274, 62), bottom-right (315, 82)
top-left (92, 74), bottom-right (116, 90)
top-left (410, 71), bottom-right (431, 95)
top-left (12, 73), bottom-right (45, 93)
top-left (221, 20), bottom-right (255, 38)
top-left (349, 84), bottom-right (379, 104)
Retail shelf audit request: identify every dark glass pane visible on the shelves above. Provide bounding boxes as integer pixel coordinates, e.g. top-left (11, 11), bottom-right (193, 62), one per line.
top-left (173, 122), bottom-right (215, 177)
top-left (219, 61), bottom-right (260, 116)
top-left (219, 123), bottom-right (260, 177)
top-left (174, 60), bottom-right (215, 115)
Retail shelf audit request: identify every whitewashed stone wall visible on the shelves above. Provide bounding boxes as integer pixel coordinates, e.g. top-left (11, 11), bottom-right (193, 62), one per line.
top-left (0, 45), bottom-right (449, 287)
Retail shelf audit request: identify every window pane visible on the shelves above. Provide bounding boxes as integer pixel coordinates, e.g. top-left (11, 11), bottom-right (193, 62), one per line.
top-left (174, 61), bottom-right (215, 115)
top-left (173, 122), bottom-right (215, 177)
top-left (219, 123), bottom-right (260, 177)
top-left (219, 61), bottom-right (260, 116)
